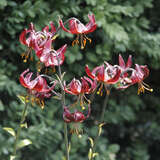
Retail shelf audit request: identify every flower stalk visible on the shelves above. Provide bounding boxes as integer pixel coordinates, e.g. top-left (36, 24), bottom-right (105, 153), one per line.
top-left (90, 87), bottom-right (111, 160)
top-left (56, 53), bottom-right (70, 160)
top-left (13, 102), bottom-right (28, 157)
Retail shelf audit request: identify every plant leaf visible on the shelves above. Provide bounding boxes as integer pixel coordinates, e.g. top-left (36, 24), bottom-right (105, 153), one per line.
top-left (17, 95), bottom-right (26, 104)
top-left (17, 139), bottom-right (32, 149)
top-left (3, 127), bottom-right (16, 137)
top-left (10, 155), bottom-right (16, 160)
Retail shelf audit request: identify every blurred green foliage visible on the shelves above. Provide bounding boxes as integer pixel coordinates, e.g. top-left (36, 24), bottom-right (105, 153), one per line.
top-left (0, 0), bottom-right (160, 160)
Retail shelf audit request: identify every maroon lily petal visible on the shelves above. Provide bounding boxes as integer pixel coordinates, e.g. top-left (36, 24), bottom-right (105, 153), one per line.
top-left (106, 67), bottom-right (121, 84)
top-left (126, 55), bottom-right (132, 68)
top-left (19, 29), bottom-right (28, 45)
top-left (59, 19), bottom-right (71, 33)
top-left (85, 65), bottom-right (95, 79)
top-left (84, 14), bottom-right (97, 34)
top-left (119, 54), bottom-right (125, 68)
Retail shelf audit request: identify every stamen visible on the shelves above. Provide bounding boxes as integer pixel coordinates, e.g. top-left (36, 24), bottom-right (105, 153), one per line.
top-left (72, 35), bottom-right (79, 46)
top-left (137, 82), bottom-right (153, 95)
top-left (25, 96), bottom-right (29, 103)
top-left (36, 61), bottom-right (42, 72)
top-left (84, 34), bottom-right (92, 43)
top-left (31, 97), bottom-right (35, 106)
top-left (51, 34), bottom-right (59, 40)
top-left (80, 34), bottom-right (84, 49)
top-left (72, 34), bottom-right (92, 49)
top-left (97, 83), bottom-right (103, 96)
top-left (80, 96), bottom-right (85, 110)
top-left (21, 48), bottom-right (32, 63)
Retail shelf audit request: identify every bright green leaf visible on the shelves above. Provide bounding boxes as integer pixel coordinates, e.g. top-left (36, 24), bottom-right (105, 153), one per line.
top-left (17, 139), bottom-right (32, 149)
top-left (3, 127), bottom-right (16, 137)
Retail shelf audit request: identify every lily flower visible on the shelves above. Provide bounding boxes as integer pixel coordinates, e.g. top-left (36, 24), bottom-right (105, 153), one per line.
top-left (64, 77), bottom-right (96, 109)
top-left (85, 63), bottom-right (121, 95)
top-left (118, 64), bottom-right (153, 94)
top-left (63, 105), bottom-right (91, 135)
top-left (19, 69), bottom-right (57, 108)
top-left (63, 105), bottom-right (90, 123)
top-left (65, 77), bottom-right (96, 95)
top-left (131, 64), bottom-right (153, 94)
top-left (19, 22), bottom-right (57, 62)
top-left (59, 14), bottom-right (97, 49)
top-left (36, 38), bottom-right (67, 67)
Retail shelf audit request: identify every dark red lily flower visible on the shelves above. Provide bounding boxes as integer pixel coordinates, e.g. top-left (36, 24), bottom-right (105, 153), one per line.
top-left (19, 22), bottom-right (57, 62)
top-left (65, 77), bottom-right (96, 95)
top-left (19, 69), bottom-right (56, 92)
top-left (85, 63), bottom-right (121, 84)
top-left (64, 77), bottom-right (96, 109)
top-left (36, 38), bottom-right (67, 67)
top-left (19, 69), bottom-right (57, 108)
top-left (118, 64), bottom-right (153, 94)
top-left (131, 64), bottom-right (153, 94)
top-left (63, 105), bottom-right (91, 123)
top-left (85, 63), bottom-right (121, 95)
top-left (59, 14), bottom-right (97, 49)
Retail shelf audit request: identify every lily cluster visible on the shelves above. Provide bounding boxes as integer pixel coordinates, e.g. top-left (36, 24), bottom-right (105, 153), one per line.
top-left (19, 14), bottom-right (97, 122)
top-left (19, 14), bottom-right (152, 126)
top-left (85, 54), bottom-right (153, 95)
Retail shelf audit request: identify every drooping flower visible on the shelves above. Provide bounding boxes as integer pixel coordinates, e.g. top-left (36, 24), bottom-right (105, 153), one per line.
top-left (64, 77), bottom-right (96, 109)
top-left (118, 64), bottom-right (153, 94)
top-left (19, 22), bottom-right (57, 62)
top-left (19, 69), bottom-right (57, 108)
top-left (130, 64), bottom-right (153, 94)
top-left (59, 14), bottom-right (97, 49)
top-left (63, 105), bottom-right (91, 134)
top-left (85, 63), bottom-right (121, 95)
top-left (65, 77), bottom-right (96, 95)
top-left (36, 38), bottom-right (67, 67)
top-left (63, 105), bottom-right (90, 123)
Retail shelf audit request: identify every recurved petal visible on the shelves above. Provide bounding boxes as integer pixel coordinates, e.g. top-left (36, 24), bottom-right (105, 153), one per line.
top-left (19, 69), bottom-right (30, 88)
top-left (69, 19), bottom-right (80, 34)
top-left (19, 29), bottom-right (27, 45)
top-left (85, 65), bottom-right (95, 79)
top-left (140, 65), bottom-right (149, 79)
top-left (126, 55), bottom-right (132, 68)
top-left (85, 14), bottom-right (97, 34)
top-left (119, 54), bottom-right (125, 68)
top-left (135, 64), bottom-right (144, 79)
top-left (50, 21), bottom-right (57, 33)
top-left (106, 68), bottom-right (121, 84)
top-left (59, 19), bottom-right (71, 33)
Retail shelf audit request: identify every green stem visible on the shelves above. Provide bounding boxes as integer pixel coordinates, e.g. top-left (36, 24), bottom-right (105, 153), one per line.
top-left (90, 87), bottom-right (111, 160)
top-left (64, 123), bottom-right (69, 160)
top-left (57, 56), bottom-right (69, 160)
top-left (13, 103), bottom-right (28, 156)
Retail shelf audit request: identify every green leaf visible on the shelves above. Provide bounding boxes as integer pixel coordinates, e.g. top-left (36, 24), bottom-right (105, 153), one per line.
top-left (3, 127), bottom-right (16, 137)
top-left (10, 155), bottom-right (16, 160)
top-left (108, 144), bottom-right (120, 153)
top-left (17, 95), bottom-right (26, 104)
top-left (104, 23), bottom-right (129, 42)
top-left (17, 139), bottom-right (32, 149)
top-left (0, 0), bottom-right (7, 9)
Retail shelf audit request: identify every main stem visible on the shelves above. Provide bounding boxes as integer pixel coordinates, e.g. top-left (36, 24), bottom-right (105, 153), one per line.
top-left (13, 103), bottom-right (28, 156)
top-left (91, 88), bottom-right (111, 160)
top-left (57, 62), bottom-right (69, 160)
